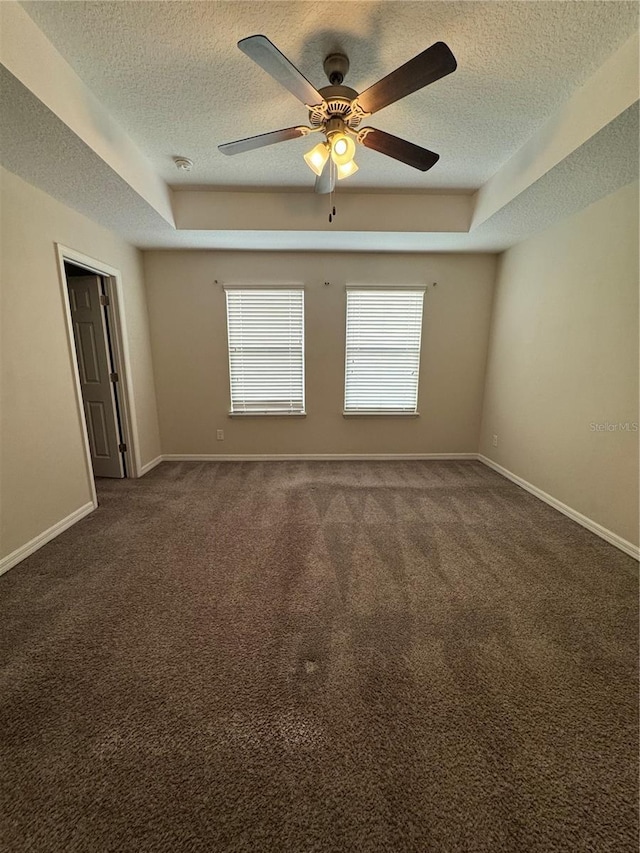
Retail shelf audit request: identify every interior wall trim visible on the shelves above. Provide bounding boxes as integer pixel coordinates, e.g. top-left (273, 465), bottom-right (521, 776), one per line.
top-left (3, 456), bottom-right (635, 577)
top-left (138, 455), bottom-right (163, 476)
top-left (160, 453), bottom-right (479, 462)
top-left (478, 455), bottom-right (639, 560)
top-left (0, 502), bottom-right (96, 577)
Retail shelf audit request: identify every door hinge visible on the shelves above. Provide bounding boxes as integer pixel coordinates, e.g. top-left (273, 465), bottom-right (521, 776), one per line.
top-left (118, 443), bottom-right (127, 453)
top-left (110, 372), bottom-right (119, 382)
top-left (100, 293), bottom-right (110, 306)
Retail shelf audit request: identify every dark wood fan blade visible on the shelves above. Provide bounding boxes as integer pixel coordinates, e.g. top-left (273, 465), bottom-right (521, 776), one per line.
top-left (314, 160), bottom-right (335, 194)
top-left (356, 42), bottom-right (456, 115)
top-left (238, 34), bottom-right (324, 106)
top-left (359, 128), bottom-right (439, 171)
top-left (218, 126), bottom-right (309, 155)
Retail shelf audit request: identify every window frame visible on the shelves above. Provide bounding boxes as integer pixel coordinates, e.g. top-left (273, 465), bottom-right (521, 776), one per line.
top-left (224, 284), bottom-right (306, 417)
top-left (343, 286), bottom-right (426, 417)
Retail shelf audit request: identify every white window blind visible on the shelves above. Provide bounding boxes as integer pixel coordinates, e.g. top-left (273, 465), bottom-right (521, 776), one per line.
top-left (225, 288), bottom-right (305, 414)
top-left (344, 288), bottom-right (425, 413)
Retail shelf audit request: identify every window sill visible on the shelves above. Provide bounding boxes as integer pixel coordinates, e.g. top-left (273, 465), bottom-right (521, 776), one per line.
top-left (343, 411), bottom-right (419, 418)
top-left (229, 411), bottom-right (307, 418)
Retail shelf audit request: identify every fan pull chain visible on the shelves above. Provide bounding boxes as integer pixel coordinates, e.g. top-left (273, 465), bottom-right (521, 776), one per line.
top-left (329, 160), bottom-right (336, 224)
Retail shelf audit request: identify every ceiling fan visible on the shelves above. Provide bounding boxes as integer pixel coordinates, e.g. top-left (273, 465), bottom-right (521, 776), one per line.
top-left (218, 35), bottom-right (457, 194)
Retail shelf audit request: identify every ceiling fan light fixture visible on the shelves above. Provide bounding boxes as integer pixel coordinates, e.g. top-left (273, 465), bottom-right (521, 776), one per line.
top-left (221, 35), bottom-right (457, 197)
top-left (337, 159), bottom-right (359, 180)
top-left (330, 132), bottom-right (356, 166)
top-left (304, 141), bottom-right (330, 176)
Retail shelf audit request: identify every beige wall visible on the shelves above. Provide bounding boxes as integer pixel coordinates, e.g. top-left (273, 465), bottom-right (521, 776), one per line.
top-left (5, 164), bottom-right (634, 565)
top-left (144, 251), bottom-right (497, 456)
top-left (480, 180), bottom-right (639, 546)
top-left (0, 167), bottom-right (161, 562)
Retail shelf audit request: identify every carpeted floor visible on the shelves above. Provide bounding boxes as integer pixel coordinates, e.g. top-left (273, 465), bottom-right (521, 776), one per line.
top-left (0, 460), bottom-right (637, 852)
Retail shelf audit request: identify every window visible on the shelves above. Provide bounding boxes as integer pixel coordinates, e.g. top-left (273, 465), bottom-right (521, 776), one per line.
top-left (344, 288), bottom-right (425, 414)
top-left (225, 287), bottom-right (305, 414)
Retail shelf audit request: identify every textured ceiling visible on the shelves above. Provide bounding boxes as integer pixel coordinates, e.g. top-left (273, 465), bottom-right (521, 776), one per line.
top-left (141, 102), bottom-right (640, 251)
top-left (21, 0), bottom-right (639, 192)
top-left (0, 66), bottom-right (171, 244)
top-left (3, 57), bottom-right (636, 254)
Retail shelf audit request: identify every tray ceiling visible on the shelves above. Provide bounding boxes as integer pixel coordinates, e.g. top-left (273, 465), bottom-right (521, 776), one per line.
top-left (2, 1), bottom-right (637, 251)
top-left (21, 1), bottom-right (639, 191)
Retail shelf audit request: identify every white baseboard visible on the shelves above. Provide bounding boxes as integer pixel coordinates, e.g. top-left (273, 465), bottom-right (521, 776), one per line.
top-left (478, 455), bottom-right (639, 561)
top-left (3, 457), bottom-right (634, 577)
top-left (161, 452), bottom-right (478, 462)
top-left (138, 455), bottom-right (163, 476)
top-left (0, 501), bottom-right (96, 577)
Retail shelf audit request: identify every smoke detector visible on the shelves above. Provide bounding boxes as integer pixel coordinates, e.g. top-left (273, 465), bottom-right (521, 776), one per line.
top-left (174, 157), bottom-right (193, 171)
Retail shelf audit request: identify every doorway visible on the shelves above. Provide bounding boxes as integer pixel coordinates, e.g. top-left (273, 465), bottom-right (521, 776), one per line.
top-left (65, 263), bottom-right (126, 478)
top-left (57, 245), bottom-right (138, 489)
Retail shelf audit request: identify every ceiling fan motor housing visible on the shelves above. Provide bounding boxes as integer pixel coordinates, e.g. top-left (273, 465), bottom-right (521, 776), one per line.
top-left (309, 85), bottom-right (363, 130)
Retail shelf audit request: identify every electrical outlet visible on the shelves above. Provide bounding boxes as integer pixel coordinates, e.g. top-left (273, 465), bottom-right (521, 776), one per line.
top-left (492, 434), bottom-right (498, 448)
top-left (216, 429), bottom-right (224, 441)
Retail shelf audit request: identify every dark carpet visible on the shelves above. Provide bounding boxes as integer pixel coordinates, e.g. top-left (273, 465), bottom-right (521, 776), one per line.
top-left (0, 460), bottom-right (637, 852)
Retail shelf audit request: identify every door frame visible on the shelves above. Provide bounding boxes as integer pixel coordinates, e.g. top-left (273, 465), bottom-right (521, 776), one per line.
top-left (55, 244), bottom-right (141, 497)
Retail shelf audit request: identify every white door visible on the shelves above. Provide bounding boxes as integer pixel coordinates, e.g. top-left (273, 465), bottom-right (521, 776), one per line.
top-left (68, 275), bottom-right (125, 478)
